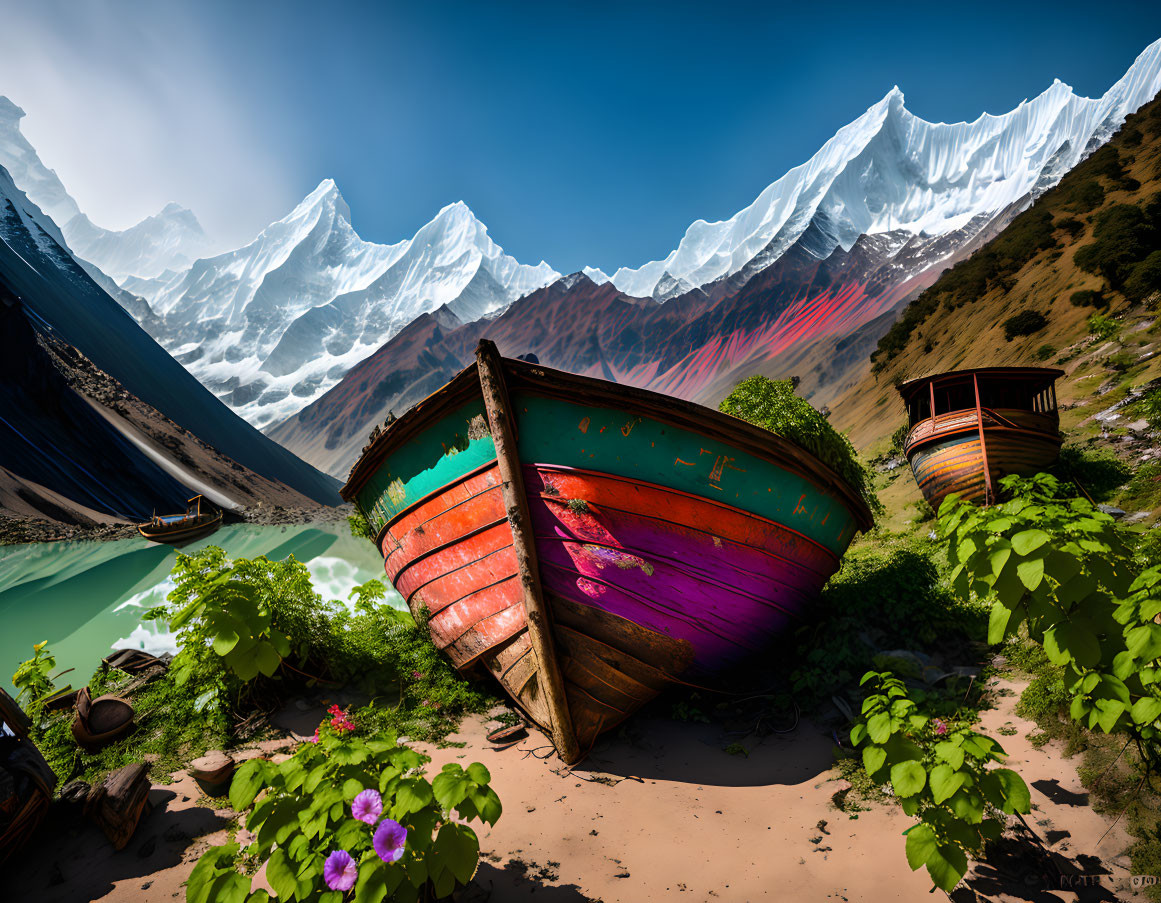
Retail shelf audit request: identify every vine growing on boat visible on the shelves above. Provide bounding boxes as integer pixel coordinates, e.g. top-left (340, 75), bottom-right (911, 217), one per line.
top-left (719, 375), bottom-right (880, 515)
top-left (187, 727), bottom-right (501, 903)
top-left (939, 472), bottom-right (1161, 772)
top-left (850, 671), bottom-right (1030, 892)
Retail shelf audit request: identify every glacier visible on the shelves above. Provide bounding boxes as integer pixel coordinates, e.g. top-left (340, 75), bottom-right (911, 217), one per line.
top-left (609, 37), bottom-right (1161, 299)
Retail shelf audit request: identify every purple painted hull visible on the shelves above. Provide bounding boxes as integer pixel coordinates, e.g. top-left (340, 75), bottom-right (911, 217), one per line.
top-left (525, 465), bottom-right (838, 674)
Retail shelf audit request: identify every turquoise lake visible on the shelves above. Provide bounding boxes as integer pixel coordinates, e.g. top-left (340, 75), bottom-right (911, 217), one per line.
top-left (0, 523), bottom-right (400, 694)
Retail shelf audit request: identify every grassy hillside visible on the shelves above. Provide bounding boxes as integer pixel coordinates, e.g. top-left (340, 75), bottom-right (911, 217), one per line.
top-left (831, 93), bottom-right (1161, 523)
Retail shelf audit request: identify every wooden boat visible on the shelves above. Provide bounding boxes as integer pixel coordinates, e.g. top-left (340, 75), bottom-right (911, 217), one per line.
top-left (342, 341), bottom-right (873, 762)
top-left (72, 686), bottom-right (135, 752)
top-left (0, 688), bottom-right (57, 864)
top-left (896, 367), bottom-right (1063, 511)
top-left (138, 494), bottom-right (222, 544)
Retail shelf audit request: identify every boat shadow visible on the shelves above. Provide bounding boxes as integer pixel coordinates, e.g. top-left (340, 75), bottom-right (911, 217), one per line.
top-left (569, 711), bottom-right (837, 788)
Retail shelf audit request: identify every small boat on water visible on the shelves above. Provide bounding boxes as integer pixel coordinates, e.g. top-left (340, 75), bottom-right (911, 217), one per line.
top-left (138, 495), bottom-right (222, 544)
top-left (342, 340), bottom-right (873, 762)
top-left (896, 367), bottom-right (1063, 511)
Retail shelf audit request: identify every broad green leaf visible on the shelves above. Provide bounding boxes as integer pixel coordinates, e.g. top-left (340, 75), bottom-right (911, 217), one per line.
top-left (947, 788), bottom-right (984, 824)
top-left (1093, 698), bottom-right (1126, 733)
top-left (849, 723), bottom-right (867, 747)
top-left (1016, 557), bottom-right (1045, 592)
top-left (904, 823), bottom-right (937, 871)
top-left (929, 764), bottom-right (965, 805)
top-left (1127, 624), bottom-right (1161, 663)
top-left (989, 768), bottom-right (1031, 814)
top-left (432, 771), bottom-right (471, 811)
top-left (925, 843), bottom-right (968, 892)
top-left (890, 760), bottom-right (926, 798)
top-left (934, 741), bottom-right (964, 771)
top-left (1011, 529), bottom-right (1050, 556)
top-left (1131, 696), bottom-right (1161, 726)
top-left (230, 759), bottom-right (266, 812)
top-left (988, 603), bottom-right (1013, 645)
top-left (433, 824), bottom-right (479, 885)
top-left (866, 712), bottom-right (891, 744)
top-left (210, 872), bottom-right (250, 903)
top-left (466, 762), bottom-right (491, 785)
top-left (254, 642), bottom-right (282, 678)
top-left (265, 848), bottom-right (298, 901)
top-left (393, 777), bottom-right (434, 816)
top-left (862, 745), bottom-right (887, 777)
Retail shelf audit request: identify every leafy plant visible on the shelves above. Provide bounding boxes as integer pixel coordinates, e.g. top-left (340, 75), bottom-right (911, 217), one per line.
top-left (144, 547), bottom-right (296, 710)
top-left (719, 375), bottom-right (879, 514)
top-left (1034, 344), bottom-right (1056, 362)
top-left (849, 671), bottom-right (1030, 892)
top-left (939, 474), bottom-right (1161, 774)
top-left (1088, 312), bottom-right (1119, 340)
top-left (1069, 289), bottom-right (1106, 309)
top-left (11, 640), bottom-right (56, 714)
top-left (188, 728), bottom-right (501, 902)
top-left (349, 512), bottom-right (374, 541)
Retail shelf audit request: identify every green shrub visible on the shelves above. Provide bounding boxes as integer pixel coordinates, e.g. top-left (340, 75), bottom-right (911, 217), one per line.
top-left (1001, 310), bottom-right (1048, 341)
top-left (1069, 289), bottom-right (1106, 308)
top-left (789, 545), bottom-right (984, 705)
top-left (1064, 180), bottom-right (1105, 213)
top-left (1055, 445), bottom-right (1131, 501)
top-left (1135, 387), bottom-right (1161, 431)
top-left (1056, 217), bottom-right (1084, 238)
top-left (1074, 201), bottom-right (1161, 289)
top-left (719, 375), bottom-right (878, 514)
top-left (349, 511), bottom-right (375, 540)
top-left (11, 641), bottom-right (56, 715)
top-left (1034, 344), bottom-right (1056, 362)
top-left (1088, 312), bottom-right (1119, 339)
top-left (1126, 250), bottom-right (1161, 302)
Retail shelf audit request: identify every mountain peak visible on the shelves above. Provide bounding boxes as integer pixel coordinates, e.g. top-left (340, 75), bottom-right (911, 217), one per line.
top-left (0, 96), bottom-right (25, 124)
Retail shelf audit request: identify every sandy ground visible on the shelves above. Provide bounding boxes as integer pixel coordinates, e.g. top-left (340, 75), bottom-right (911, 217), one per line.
top-left (7, 675), bottom-right (1145, 903)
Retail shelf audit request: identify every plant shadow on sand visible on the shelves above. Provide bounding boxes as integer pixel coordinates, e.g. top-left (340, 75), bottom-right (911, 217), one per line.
top-left (952, 831), bottom-right (1120, 903)
top-left (463, 860), bottom-right (602, 902)
top-left (10, 787), bottom-right (232, 903)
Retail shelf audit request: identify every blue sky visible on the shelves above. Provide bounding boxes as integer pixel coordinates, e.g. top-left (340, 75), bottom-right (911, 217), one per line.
top-left (2, 1), bottom-right (1160, 274)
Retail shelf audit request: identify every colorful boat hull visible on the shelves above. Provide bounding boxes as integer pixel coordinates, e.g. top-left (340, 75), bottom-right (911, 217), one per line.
top-left (344, 345), bottom-right (872, 759)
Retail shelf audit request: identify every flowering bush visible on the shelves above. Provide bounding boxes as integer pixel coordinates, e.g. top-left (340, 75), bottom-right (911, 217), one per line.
top-left (187, 728), bottom-right (501, 902)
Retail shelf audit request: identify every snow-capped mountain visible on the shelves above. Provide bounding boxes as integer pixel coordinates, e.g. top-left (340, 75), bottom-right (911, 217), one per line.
top-left (143, 180), bottom-right (558, 429)
top-left (0, 161), bottom-right (338, 506)
top-left (610, 37), bottom-right (1161, 298)
top-left (0, 95), bottom-right (210, 282)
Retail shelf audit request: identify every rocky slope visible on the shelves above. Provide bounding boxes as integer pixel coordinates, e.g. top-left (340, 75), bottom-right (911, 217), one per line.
top-left (0, 163), bottom-right (339, 508)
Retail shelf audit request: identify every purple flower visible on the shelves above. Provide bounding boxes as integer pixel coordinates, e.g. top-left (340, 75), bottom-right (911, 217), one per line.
top-left (351, 788), bottom-right (383, 824)
top-left (374, 818), bottom-right (408, 863)
top-left (323, 849), bottom-right (357, 891)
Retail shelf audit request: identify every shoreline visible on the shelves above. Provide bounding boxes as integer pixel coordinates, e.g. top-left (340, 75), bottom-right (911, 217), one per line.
top-left (0, 503), bottom-right (351, 547)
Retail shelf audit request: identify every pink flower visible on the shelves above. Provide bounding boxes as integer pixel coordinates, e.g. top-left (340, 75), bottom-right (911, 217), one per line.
top-left (323, 849), bottom-right (357, 891)
top-left (412, 671), bottom-right (423, 680)
top-left (933, 718), bottom-right (948, 737)
top-left (373, 818), bottom-right (408, 863)
top-left (306, 730), bottom-right (320, 744)
top-left (351, 788), bottom-right (383, 824)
